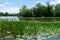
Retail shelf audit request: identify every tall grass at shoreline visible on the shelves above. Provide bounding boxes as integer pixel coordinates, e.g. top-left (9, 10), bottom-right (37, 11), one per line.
top-left (0, 21), bottom-right (60, 39)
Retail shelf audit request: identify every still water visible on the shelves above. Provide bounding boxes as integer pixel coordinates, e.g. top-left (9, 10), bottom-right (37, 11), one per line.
top-left (0, 16), bottom-right (60, 22)
top-left (5, 34), bottom-right (60, 40)
top-left (0, 16), bottom-right (19, 21)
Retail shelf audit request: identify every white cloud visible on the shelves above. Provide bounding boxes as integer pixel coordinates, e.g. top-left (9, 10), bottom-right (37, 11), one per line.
top-left (4, 2), bottom-right (10, 5)
top-left (50, 0), bottom-right (60, 5)
top-left (37, 1), bottom-right (40, 3)
top-left (57, 0), bottom-right (60, 3)
top-left (0, 2), bottom-right (10, 7)
top-left (50, 1), bottom-right (56, 5)
top-left (0, 4), bottom-right (5, 7)
top-left (7, 7), bottom-right (19, 13)
top-left (0, 7), bottom-right (20, 13)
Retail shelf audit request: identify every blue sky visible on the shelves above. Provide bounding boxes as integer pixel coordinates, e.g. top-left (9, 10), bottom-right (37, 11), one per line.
top-left (0, 0), bottom-right (59, 13)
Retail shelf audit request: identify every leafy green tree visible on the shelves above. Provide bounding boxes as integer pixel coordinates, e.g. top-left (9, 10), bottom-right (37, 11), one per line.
top-left (53, 8), bottom-right (56, 17)
top-left (55, 4), bottom-right (60, 17)
top-left (4, 12), bottom-right (9, 16)
top-left (43, 3), bottom-right (53, 17)
top-left (17, 3), bottom-right (57, 17)
top-left (33, 3), bottom-right (43, 17)
top-left (19, 5), bottom-right (33, 17)
top-left (0, 12), bottom-right (4, 16)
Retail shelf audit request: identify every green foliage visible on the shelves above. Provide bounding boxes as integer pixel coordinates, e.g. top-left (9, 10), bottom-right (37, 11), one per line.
top-left (55, 4), bottom-right (60, 17)
top-left (43, 4), bottom-right (53, 17)
top-left (0, 12), bottom-right (4, 16)
top-left (33, 3), bottom-right (44, 17)
top-left (0, 21), bottom-right (60, 38)
top-left (0, 12), bottom-right (17, 16)
top-left (18, 3), bottom-right (55, 17)
top-left (19, 5), bottom-right (33, 17)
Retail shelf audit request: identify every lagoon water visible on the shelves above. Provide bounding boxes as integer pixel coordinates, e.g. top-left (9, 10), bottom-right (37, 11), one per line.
top-left (46, 37), bottom-right (60, 40)
top-left (0, 16), bottom-right (19, 21)
top-left (0, 16), bottom-right (60, 22)
top-left (5, 35), bottom-right (60, 40)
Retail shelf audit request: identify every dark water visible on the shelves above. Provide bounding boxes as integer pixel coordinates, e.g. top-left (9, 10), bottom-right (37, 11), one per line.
top-left (19, 17), bottom-right (60, 22)
top-left (38, 34), bottom-right (60, 40)
top-left (0, 16), bottom-right (60, 22)
top-left (5, 37), bottom-right (60, 40)
top-left (4, 34), bottom-right (60, 40)
top-left (23, 34), bottom-right (60, 40)
top-left (46, 37), bottom-right (60, 40)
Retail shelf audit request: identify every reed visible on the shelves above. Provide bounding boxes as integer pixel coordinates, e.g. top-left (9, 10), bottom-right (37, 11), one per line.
top-left (0, 21), bottom-right (60, 39)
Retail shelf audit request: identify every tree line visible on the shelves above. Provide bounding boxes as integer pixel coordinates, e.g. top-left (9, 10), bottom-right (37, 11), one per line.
top-left (0, 3), bottom-right (60, 17)
top-left (0, 12), bottom-right (17, 16)
top-left (18, 3), bottom-right (60, 17)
